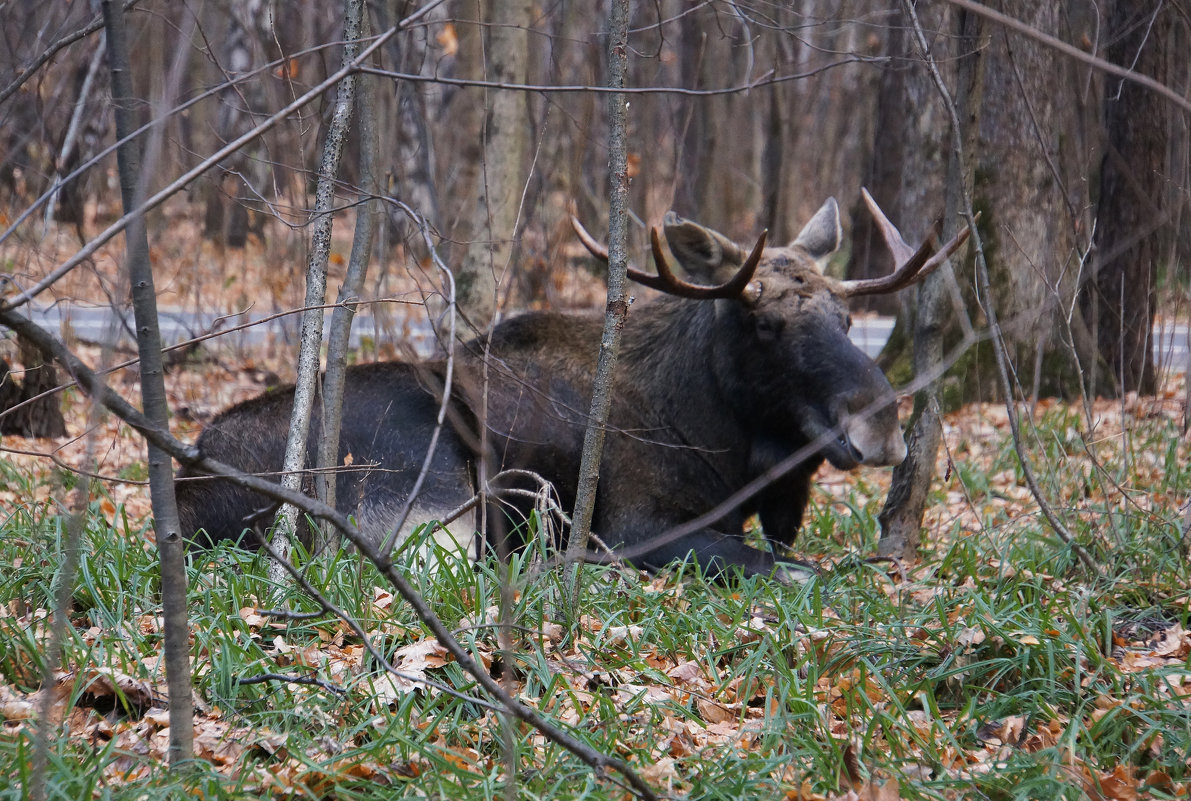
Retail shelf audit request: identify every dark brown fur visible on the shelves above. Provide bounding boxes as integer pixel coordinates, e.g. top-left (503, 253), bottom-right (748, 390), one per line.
top-left (178, 200), bottom-right (908, 580)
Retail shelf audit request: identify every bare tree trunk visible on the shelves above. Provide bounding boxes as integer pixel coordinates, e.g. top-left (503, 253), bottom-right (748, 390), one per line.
top-left (0, 339), bottom-right (67, 438)
top-left (879, 1), bottom-right (1100, 407)
top-left (453, 0), bottom-right (532, 330)
top-left (316, 10), bottom-right (380, 550)
top-left (202, 0), bottom-right (265, 246)
top-left (44, 35), bottom-right (106, 230)
top-left (562, 0), bottom-right (631, 617)
top-left (100, 0), bottom-right (194, 765)
top-left (673, 10), bottom-right (714, 220)
top-left (879, 2), bottom-right (983, 561)
top-left (378, 0), bottom-right (443, 242)
top-left (273, 0), bottom-right (362, 575)
top-left (963, 0), bottom-right (1097, 403)
top-left (846, 2), bottom-right (905, 317)
top-left (1080, 0), bottom-right (1174, 396)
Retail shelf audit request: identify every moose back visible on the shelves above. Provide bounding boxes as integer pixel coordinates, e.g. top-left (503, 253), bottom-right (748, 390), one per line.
top-left (175, 194), bottom-right (969, 580)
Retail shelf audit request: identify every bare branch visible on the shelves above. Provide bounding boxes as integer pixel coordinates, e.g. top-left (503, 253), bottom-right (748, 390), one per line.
top-left (358, 56), bottom-right (874, 96)
top-left (943, 0), bottom-right (1191, 113)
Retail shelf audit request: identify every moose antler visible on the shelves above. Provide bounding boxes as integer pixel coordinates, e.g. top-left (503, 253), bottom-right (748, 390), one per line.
top-left (839, 188), bottom-right (975, 297)
top-left (570, 215), bottom-right (611, 261)
top-left (570, 216), bottom-right (767, 301)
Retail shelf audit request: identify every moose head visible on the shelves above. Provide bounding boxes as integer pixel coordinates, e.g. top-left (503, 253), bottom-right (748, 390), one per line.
top-left (572, 190), bottom-right (971, 480)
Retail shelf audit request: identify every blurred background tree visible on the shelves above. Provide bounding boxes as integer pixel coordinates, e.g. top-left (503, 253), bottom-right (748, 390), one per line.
top-left (2, 0), bottom-right (1186, 412)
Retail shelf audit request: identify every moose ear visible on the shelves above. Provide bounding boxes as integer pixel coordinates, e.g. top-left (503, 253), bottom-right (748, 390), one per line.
top-left (792, 198), bottom-right (842, 266)
top-left (662, 211), bottom-right (746, 284)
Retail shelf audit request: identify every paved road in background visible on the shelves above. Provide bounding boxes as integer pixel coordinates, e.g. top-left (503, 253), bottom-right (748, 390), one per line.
top-left (10, 302), bottom-right (1191, 371)
top-left (845, 317), bottom-right (1191, 370)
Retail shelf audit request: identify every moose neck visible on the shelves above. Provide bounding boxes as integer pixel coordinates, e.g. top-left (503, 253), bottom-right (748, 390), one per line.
top-left (618, 295), bottom-right (752, 443)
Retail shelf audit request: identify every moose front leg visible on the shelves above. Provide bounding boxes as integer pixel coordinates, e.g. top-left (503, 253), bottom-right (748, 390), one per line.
top-left (744, 439), bottom-right (823, 550)
top-left (636, 530), bottom-right (816, 585)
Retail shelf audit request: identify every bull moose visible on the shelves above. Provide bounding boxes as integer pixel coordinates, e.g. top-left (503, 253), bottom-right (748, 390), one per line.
top-left (176, 192), bottom-right (969, 581)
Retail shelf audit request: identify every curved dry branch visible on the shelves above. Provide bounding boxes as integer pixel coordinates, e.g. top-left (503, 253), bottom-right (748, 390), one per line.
top-left (943, 0), bottom-right (1191, 113)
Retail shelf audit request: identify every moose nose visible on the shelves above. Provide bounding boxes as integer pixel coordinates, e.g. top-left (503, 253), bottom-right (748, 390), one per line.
top-left (834, 367), bottom-right (907, 466)
top-left (840, 405), bottom-right (907, 467)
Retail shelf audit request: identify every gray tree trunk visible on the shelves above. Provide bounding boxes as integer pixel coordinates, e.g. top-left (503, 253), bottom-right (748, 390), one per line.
top-left (879, 2), bottom-right (982, 561)
top-left (202, 0), bottom-right (272, 247)
top-left (453, 0), bottom-right (533, 331)
top-left (315, 10), bottom-right (380, 550)
top-left (100, 0), bottom-right (194, 765)
top-left (378, 0), bottom-right (444, 241)
top-left (1080, 0), bottom-right (1175, 396)
top-left (962, 0), bottom-right (1098, 403)
top-left (272, 0), bottom-right (363, 575)
top-left (563, 0), bottom-right (631, 616)
top-left (879, 1), bottom-right (1101, 408)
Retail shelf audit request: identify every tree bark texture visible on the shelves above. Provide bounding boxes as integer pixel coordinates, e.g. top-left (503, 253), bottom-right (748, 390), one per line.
top-left (879, 2), bottom-right (983, 561)
top-left (1080, 0), bottom-right (1175, 396)
top-left (273, 0), bottom-right (362, 570)
top-left (874, 0), bottom-right (1105, 406)
top-left (563, 0), bottom-right (631, 613)
top-left (100, 0), bottom-right (194, 765)
top-left (452, 0), bottom-right (533, 331)
top-left (964, 0), bottom-right (1098, 403)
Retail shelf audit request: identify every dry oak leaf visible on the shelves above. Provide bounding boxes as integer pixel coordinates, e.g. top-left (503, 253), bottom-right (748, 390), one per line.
top-left (79, 668), bottom-right (157, 711)
top-left (696, 697), bottom-right (736, 725)
top-left (0, 684), bottom-right (36, 721)
top-left (639, 756), bottom-right (680, 786)
top-left (666, 660), bottom-right (704, 686)
top-left (366, 638), bottom-right (453, 701)
top-left (1147, 623), bottom-right (1188, 659)
top-left (393, 638), bottom-right (450, 671)
top-left (1083, 763), bottom-right (1140, 801)
top-left (238, 606), bottom-right (267, 629)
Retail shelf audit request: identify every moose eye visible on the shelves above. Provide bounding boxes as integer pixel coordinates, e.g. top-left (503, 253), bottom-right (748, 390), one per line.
top-left (754, 314), bottom-right (784, 341)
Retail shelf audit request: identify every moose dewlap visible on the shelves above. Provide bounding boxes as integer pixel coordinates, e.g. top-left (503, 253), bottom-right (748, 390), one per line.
top-left (176, 193), bottom-right (969, 581)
